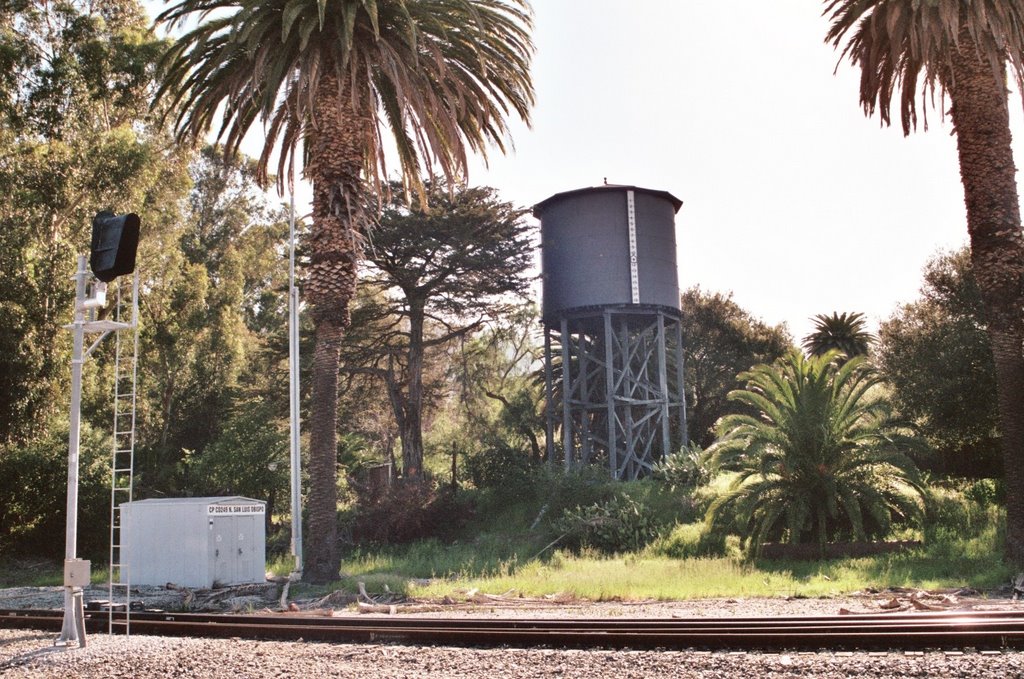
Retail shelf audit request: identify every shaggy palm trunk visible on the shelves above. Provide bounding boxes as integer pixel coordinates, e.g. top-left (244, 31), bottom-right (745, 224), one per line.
top-left (949, 32), bottom-right (1024, 566)
top-left (302, 74), bottom-right (370, 583)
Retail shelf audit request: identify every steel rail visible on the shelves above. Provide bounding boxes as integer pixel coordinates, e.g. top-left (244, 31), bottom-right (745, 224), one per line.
top-left (7, 607), bottom-right (1024, 628)
top-left (3, 608), bottom-right (1023, 651)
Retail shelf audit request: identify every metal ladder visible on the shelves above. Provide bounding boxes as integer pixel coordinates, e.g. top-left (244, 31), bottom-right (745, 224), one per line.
top-left (107, 272), bottom-right (139, 635)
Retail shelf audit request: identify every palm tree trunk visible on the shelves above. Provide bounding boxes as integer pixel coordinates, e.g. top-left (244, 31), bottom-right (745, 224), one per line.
top-left (305, 320), bottom-right (343, 582)
top-left (949, 32), bottom-right (1024, 566)
top-left (302, 73), bottom-right (370, 583)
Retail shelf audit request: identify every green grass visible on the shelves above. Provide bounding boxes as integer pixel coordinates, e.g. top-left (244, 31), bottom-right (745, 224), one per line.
top-left (7, 477), bottom-right (1013, 605)
top-left (321, 510), bottom-right (1013, 602)
top-left (0, 558), bottom-right (110, 587)
top-left (6, 527), bottom-right (1012, 603)
top-left (404, 544), bottom-right (1012, 602)
top-left (326, 544), bottom-right (1010, 603)
top-left (0, 559), bottom-right (62, 587)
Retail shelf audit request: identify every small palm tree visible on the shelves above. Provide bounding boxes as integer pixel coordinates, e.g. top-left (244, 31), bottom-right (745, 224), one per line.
top-left (706, 350), bottom-right (924, 556)
top-left (802, 311), bottom-right (874, 359)
top-left (154, 0), bottom-right (534, 582)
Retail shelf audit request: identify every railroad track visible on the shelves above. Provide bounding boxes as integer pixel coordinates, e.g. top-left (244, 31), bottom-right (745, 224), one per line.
top-left (2, 608), bottom-right (1023, 651)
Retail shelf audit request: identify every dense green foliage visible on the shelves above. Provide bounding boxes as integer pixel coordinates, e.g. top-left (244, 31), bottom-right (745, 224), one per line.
top-left (0, 421), bottom-right (110, 558)
top-left (554, 494), bottom-right (661, 554)
top-left (342, 182), bottom-right (533, 477)
top-left (452, 305), bottom-right (546, 463)
top-left (651, 442), bottom-right (710, 489)
top-left (877, 250), bottom-right (1000, 476)
top-left (680, 287), bottom-right (793, 448)
top-left (706, 351), bottom-right (925, 554)
top-left (0, 1), bottom-right (298, 559)
top-left (134, 145), bottom-right (292, 502)
top-left (0, 0), bottom-right (173, 445)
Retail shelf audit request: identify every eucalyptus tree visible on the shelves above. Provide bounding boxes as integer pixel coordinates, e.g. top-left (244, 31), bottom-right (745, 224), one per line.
top-left (825, 0), bottom-right (1024, 563)
top-left (802, 311), bottom-right (874, 360)
top-left (706, 351), bottom-right (925, 555)
top-left (154, 0), bottom-right (534, 581)
top-left (137, 146), bottom-right (290, 495)
top-left (0, 0), bottom-right (170, 444)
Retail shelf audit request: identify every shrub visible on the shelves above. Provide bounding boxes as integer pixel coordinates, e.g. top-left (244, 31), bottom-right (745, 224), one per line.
top-left (652, 442), bottom-right (710, 489)
top-left (554, 494), bottom-right (661, 554)
top-left (350, 479), bottom-right (473, 545)
top-left (963, 478), bottom-right (1003, 509)
top-left (690, 473), bottom-right (736, 516)
top-left (464, 441), bottom-right (535, 491)
top-left (649, 521), bottom-right (727, 559)
top-left (469, 460), bottom-right (618, 533)
top-left (540, 465), bottom-right (619, 517)
top-left (0, 422), bottom-right (110, 560)
top-left (924, 481), bottom-right (1002, 542)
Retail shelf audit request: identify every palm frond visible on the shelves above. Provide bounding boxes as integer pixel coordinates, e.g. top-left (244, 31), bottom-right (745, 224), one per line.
top-left (154, 0), bottom-right (535, 192)
top-left (708, 348), bottom-right (925, 548)
top-left (825, 0), bottom-right (1024, 134)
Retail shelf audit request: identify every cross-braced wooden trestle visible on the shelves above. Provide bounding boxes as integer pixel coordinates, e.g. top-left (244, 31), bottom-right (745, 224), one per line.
top-left (544, 305), bottom-right (688, 480)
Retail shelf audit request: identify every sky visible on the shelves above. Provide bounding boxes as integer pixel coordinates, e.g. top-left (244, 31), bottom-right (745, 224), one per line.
top-left (151, 0), bottom-right (1024, 343)
top-left (463, 0), bottom-right (990, 343)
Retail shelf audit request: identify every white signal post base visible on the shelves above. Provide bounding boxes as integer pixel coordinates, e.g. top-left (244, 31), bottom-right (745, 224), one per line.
top-left (56, 256), bottom-right (128, 649)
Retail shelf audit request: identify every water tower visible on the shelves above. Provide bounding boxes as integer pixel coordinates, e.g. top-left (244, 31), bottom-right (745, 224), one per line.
top-left (535, 185), bottom-right (687, 480)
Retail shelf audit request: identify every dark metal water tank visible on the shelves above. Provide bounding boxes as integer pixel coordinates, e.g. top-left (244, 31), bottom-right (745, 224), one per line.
top-left (534, 185), bottom-right (682, 322)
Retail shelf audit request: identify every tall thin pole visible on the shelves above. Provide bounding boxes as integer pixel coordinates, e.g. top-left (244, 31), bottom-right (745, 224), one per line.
top-left (58, 256), bottom-right (88, 647)
top-left (288, 171), bottom-right (303, 577)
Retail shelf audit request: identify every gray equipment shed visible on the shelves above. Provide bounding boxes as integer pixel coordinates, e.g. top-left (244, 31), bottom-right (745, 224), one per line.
top-left (120, 496), bottom-right (266, 588)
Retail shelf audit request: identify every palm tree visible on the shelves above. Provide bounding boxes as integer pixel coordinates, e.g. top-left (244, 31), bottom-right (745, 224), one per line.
top-left (706, 350), bottom-right (925, 556)
top-left (825, 0), bottom-right (1024, 565)
top-left (154, 0), bottom-right (534, 582)
top-left (802, 311), bottom-right (874, 359)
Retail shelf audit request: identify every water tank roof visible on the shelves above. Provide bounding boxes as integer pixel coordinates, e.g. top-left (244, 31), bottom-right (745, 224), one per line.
top-left (533, 185), bottom-right (683, 218)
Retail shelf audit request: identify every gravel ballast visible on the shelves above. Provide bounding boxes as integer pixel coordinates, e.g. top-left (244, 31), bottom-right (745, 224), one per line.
top-left (4, 585), bottom-right (1024, 677)
top-left (2, 629), bottom-right (1024, 678)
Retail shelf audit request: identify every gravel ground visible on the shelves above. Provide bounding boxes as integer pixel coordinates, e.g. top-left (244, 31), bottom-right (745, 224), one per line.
top-left (2, 628), bottom-right (1023, 678)
top-left (4, 586), bottom-right (1024, 677)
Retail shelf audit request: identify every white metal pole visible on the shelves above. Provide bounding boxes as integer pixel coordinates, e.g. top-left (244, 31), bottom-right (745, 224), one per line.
top-left (58, 256), bottom-right (88, 646)
top-left (288, 175), bottom-right (303, 577)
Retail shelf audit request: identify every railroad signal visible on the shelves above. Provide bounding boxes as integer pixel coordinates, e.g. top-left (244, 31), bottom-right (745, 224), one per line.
top-left (90, 211), bottom-right (140, 283)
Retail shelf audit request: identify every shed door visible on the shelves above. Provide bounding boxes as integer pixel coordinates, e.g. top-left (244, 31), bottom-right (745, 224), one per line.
top-left (236, 515), bottom-right (256, 582)
top-left (211, 516), bottom-right (238, 586)
top-left (211, 514), bottom-right (259, 585)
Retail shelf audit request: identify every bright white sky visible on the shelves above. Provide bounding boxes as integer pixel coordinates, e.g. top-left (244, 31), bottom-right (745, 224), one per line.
top-left (466, 0), bottom-right (992, 343)
top-left (152, 0), bottom-right (1024, 343)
